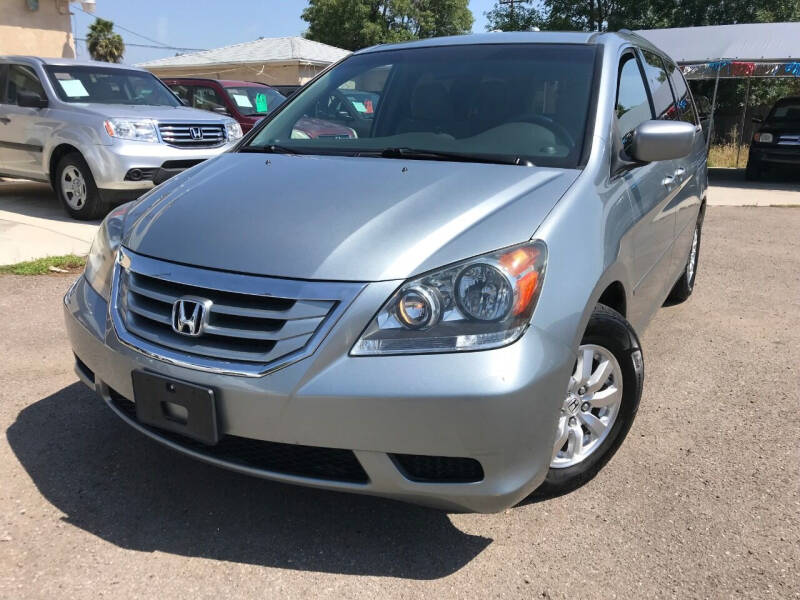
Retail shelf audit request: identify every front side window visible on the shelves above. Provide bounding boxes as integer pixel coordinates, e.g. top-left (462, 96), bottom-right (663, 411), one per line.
top-left (640, 50), bottom-right (677, 121)
top-left (665, 62), bottom-right (699, 126)
top-left (245, 44), bottom-right (599, 168)
top-left (7, 64), bottom-right (45, 104)
top-left (45, 66), bottom-right (179, 106)
top-left (616, 54), bottom-right (652, 147)
top-left (224, 86), bottom-right (285, 116)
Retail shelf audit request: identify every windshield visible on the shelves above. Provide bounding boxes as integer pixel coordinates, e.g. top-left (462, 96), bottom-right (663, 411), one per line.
top-left (224, 86), bottom-right (285, 116)
top-left (245, 43), bottom-right (597, 167)
top-left (767, 101), bottom-right (800, 123)
top-left (45, 65), bottom-right (180, 106)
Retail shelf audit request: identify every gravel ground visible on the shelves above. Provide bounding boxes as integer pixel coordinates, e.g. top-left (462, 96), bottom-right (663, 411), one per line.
top-left (1, 207), bottom-right (798, 599)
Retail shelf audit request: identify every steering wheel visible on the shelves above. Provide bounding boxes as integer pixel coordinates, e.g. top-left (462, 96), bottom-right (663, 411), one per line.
top-left (512, 113), bottom-right (576, 149)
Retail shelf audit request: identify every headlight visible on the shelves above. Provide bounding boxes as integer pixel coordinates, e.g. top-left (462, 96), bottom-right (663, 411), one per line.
top-left (226, 120), bottom-right (243, 141)
top-left (754, 132), bottom-right (773, 143)
top-left (84, 203), bottom-right (132, 299)
top-left (352, 240), bottom-right (547, 355)
top-left (104, 118), bottom-right (158, 143)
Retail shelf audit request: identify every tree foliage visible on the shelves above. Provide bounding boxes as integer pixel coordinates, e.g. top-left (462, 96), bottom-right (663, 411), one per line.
top-left (86, 18), bottom-right (124, 63)
top-left (302, 0), bottom-right (473, 51)
top-left (485, 0), bottom-right (800, 32)
top-left (484, 1), bottom-right (542, 31)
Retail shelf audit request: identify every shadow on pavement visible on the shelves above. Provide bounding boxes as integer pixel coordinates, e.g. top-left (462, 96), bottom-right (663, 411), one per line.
top-left (0, 181), bottom-right (76, 222)
top-left (708, 167), bottom-right (800, 191)
top-left (6, 383), bottom-right (491, 579)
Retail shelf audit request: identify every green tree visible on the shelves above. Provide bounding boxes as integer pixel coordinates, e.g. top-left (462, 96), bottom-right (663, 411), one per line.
top-left (485, 0), bottom-right (800, 33)
top-left (86, 18), bottom-right (125, 63)
top-left (302, 0), bottom-right (473, 51)
top-left (484, 0), bottom-right (543, 31)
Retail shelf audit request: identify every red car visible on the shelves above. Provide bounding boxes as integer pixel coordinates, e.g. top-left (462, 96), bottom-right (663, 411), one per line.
top-left (162, 78), bottom-right (356, 139)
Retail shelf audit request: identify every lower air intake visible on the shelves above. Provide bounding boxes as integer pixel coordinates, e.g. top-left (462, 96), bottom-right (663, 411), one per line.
top-left (391, 453), bottom-right (484, 483)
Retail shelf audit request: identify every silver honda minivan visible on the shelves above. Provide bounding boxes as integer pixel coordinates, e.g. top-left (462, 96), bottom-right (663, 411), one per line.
top-left (64, 31), bottom-right (706, 512)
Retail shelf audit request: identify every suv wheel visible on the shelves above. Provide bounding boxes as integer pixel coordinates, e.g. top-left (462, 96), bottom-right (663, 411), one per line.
top-left (534, 304), bottom-right (644, 499)
top-left (56, 153), bottom-right (104, 220)
top-left (666, 213), bottom-right (703, 304)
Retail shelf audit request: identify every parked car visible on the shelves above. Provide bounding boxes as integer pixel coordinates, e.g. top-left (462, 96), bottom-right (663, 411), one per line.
top-left (64, 31), bottom-right (706, 512)
top-left (746, 96), bottom-right (800, 180)
top-left (162, 78), bottom-right (357, 140)
top-left (0, 57), bottom-right (242, 220)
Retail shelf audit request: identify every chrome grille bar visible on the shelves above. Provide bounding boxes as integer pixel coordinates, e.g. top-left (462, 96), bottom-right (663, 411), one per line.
top-left (157, 123), bottom-right (227, 148)
top-left (110, 248), bottom-right (365, 377)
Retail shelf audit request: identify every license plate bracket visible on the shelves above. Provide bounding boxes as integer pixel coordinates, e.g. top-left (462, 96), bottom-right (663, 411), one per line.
top-left (131, 371), bottom-right (219, 445)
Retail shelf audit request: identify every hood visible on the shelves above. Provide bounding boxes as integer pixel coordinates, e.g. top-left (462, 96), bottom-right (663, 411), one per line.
top-left (123, 153), bottom-right (579, 281)
top-left (69, 103), bottom-right (231, 123)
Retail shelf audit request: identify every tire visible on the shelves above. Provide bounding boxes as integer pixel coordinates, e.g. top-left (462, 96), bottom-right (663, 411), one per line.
top-left (745, 158), bottom-right (761, 181)
top-left (666, 211), bottom-right (703, 304)
top-left (533, 304), bottom-right (644, 499)
top-left (55, 152), bottom-right (105, 220)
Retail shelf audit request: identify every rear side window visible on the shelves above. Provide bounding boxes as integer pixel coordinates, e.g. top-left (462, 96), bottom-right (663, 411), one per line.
top-left (616, 54), bottom-right (652, 146)
top-left (7, 64), bottom-right (45, 105)
top-left (665, 62), bottom-right (699, 126)
top-left (640, 50), bottom-right (677, 121)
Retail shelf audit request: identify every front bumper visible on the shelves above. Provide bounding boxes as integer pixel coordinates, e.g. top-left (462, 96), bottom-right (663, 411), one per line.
top-left (64, 275), bottom-right (574, 513)
top-left (749, 145), bottom-right (800, 166)
top-left (83, 138), bottom-right (235, 192)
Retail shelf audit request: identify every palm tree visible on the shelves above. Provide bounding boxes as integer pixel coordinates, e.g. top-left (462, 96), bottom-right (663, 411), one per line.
top-left (86, 18), bottom-right (125, 63)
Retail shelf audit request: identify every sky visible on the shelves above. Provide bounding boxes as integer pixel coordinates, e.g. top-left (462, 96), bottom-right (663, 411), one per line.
top-left (71, 0), bottom-right (501, 65)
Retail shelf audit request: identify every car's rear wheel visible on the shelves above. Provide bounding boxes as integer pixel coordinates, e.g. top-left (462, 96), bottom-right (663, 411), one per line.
top-left (533, 304), bottom-right (644, 499)
top-left (667, 212), bottom-right (703, 304)
top-left (56, 153), bottom-right (104, 220)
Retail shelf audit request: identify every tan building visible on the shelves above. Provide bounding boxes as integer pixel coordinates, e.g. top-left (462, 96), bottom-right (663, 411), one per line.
top-left (0, 0), bottom-right (76, 58)
top-left (138, 36), bottom-right (350, 87)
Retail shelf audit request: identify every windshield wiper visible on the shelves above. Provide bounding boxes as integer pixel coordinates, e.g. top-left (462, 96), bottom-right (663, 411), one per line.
top-left (239, 144), bottom-right (307, 155)
top-left (377, 147), bottom-right (535, 166)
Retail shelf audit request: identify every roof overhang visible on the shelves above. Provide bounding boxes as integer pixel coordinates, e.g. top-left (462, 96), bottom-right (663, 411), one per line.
top-left (636, 23), bottom-right (800, 79)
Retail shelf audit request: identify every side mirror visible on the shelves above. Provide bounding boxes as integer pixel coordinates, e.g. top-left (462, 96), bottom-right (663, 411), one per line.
top-left (17, 90), bottom-right (48, 108)
top-left (630, 120), bottom-right (696, 163)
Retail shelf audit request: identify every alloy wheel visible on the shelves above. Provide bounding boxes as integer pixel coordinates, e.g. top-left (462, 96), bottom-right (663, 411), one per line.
top-left (550, 344), bottom-right (623, 469)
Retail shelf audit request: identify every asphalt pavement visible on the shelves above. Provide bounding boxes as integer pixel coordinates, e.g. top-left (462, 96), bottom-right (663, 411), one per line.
top-left (0, 207), bottom-right (798, 599)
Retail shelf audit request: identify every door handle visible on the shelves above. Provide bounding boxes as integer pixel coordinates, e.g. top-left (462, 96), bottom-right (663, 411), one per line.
top-left (674, 167), bottom-right (686, 178)
top-left (0, 117), bottom-right (10, 124)
top-left (662, 175), bottom-right (675, 186)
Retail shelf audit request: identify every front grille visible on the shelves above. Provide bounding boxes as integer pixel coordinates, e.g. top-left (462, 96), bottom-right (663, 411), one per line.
top-left (392, 454), bottom-right (484, 483)
top-left (777, 134), bottom-right (800, 146)
top-left (109, 391), bottom-right (369, 483)
top-left (111, 249), bottom-right (363, 376)
top-left (158, 123), bottom-right (226, 148)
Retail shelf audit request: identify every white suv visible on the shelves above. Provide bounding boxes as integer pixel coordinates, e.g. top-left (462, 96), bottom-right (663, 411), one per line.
top-left (0, 57), bottom-right (242, 219)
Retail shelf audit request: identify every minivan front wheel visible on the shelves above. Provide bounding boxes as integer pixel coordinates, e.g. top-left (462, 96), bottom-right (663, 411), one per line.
top-left (535, 304), bottom-right (644, 498)
top-left (56, 153), bottom-right (103, 220)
